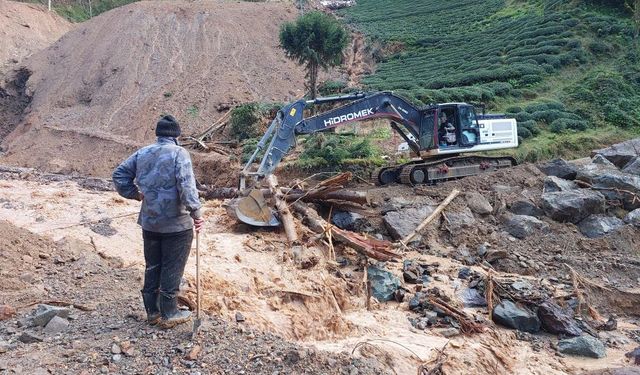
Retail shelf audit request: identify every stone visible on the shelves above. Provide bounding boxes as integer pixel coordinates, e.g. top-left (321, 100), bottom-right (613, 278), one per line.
top-left (457, 267), bottom-right (471, 280)
top-left (537, 300), bottom-right (582, 336)
top-left (540, 190), bottom-right (606, 223)
top-left (592, 154), bottom-right (617, 166)
top-left (503, 214), bottom-right (549, 239)
top-left (465, 192), bottom-right (493, 215)
top-left (331, 211), bottom-right (368, 232)
top-left (484, 249), bottom-right (508, 263)
top-left (235, 312), bottom-right (245, 322)
top-left (578, 215), bottom-right (625, 238)
top-left (30, 304), bottom-right (71, 327)
top-left (0, 305), bottom-right (15, 321)
top-left (588, 171), bottom-right (640, 210)
top-left (557, 335), bottom-right (606, 358)
top-left (575, 161), bottom-right (619, 183)
top-left (459, 288), bottom-right (487, 307)
top-left (18, 332), bottom-right (44, 344)
top-left (592, 138), bottom-right (640, 169)
top-left (367, 266), bottom-right (401, 302)
top-left (623, 157), bottom-right (640, 175)
top-left (492, 185), bottom-right (515, 193)
top-left (186, 345), bottom-right (201, 361)
top-left (112, 354), bottom-right (122, 363)
top-left (543, 176), bottom-right (577, 192)
top-left (111, 343), bottom-right (121, 354)
top-left (625, 346), bottom-right (640, 365)
top-left (383, 206), bottom-right (434, 240)
top-left (539, 158), bottom-right (578, 180)
top-left (438, 328), bottom-right (461, 338)
top-left (492, 300), bottom-right (541, 333)
top-left (402, 260), bottom-right (430, 284)
top-left (446, 207), bottom-right (476, 231)
top-left (43, 316), bottom-right (69, 334)
top-left (509, 200), bottom-right (544, 218)
top-left (624, 208), bottom-right (640, 226)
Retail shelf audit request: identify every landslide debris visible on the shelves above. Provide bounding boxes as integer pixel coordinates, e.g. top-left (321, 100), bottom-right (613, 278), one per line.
top-left (1, 0), bottom-right (306, 177)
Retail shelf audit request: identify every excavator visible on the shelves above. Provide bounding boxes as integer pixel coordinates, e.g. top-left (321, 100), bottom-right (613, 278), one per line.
top-left (236, 91), bottom-right (518, 226)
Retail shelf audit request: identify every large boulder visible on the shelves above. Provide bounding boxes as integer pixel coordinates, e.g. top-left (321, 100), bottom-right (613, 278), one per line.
top-left (331, 211), bottom-right (369, 232)
top-left (537, 300), bottom-right (582, 336)
top-left (578, 215), bottom-right (625, 238)
top-left (557, 335), bottom-right (606, 358)
top-left (587, 171), bottom-right (640, 210)
top-left (509, 200), bottom-right (544, 218)
top-left (592, 138), bottom-right (640, 169)
top-left (592, 154), bottom-right (617, 167)
top-left (623, 157), bottom-right (640, 176)
top-left (575, 162), bottom-right (619, 183)
top-left (465, 192), bottom-right (493, 215)
top-left (624, 209), bottom-right (640, 226)
top-left (383, 206), bottom-right (433, 240)
top-left (539, 159), bottom-right (578, 180)
top-left (446, 207), bottom-right (476, 231)
top-left (543, 176), bottom-right (577, 192)
top-left (492, 300), bottom-right (541, 333)
top-left (540, 190), bottom-right (606, 223)
top-left (503, 214), bottom-right (549, 239)
top-left (367, 265), bottom-right (400, 302)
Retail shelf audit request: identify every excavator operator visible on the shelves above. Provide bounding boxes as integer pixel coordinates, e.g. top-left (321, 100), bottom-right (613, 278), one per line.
top-left (438, 111), bottom-right (456, 146)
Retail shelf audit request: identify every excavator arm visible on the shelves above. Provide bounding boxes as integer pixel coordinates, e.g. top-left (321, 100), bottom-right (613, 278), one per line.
top-left (240, 91), bottom-right (425, 190)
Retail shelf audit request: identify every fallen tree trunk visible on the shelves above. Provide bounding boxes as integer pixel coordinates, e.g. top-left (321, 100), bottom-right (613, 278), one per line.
top-left (400, 189), bottom-right (460, 246)
top-left (291, 202), bottom-right (400, 261)
top-left (202, 187), bottom-right (369, 205)
top-left (267, 175), bottom-right (298, 244)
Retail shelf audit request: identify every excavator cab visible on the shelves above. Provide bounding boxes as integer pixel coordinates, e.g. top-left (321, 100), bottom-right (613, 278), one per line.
top-left (433, 104), bottom-right (480, 149)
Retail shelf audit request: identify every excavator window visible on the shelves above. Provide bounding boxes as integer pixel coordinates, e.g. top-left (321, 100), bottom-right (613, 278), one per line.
top-left (458, 105), bottom-right (480, 147)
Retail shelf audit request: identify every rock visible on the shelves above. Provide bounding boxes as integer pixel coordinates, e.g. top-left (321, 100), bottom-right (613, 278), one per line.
top-left (592, 138), bottom-right (640, 169)
top-left (112, 354), bottom-right (122, 363)
top-left (624, 208), bottom-right (640, 226)
top-left (331, 211), bottom-right (368, 232)
top-left (186, 344), bottom-right (201, 361)
top-left (18, 332), bottom-right (44, 344)
top-left (537, 300), bottom-right (582, 336)
top-left (540, 190), bottom-right (606, 223)
top-left (592, 154), bottom-right (617, 166)
top-left (0, 305), bottom-right (15, 321)
top-left (578, 215), bottom-right (624, 238)
top-left (43, 316), bottom-right (69, 334)
top-left (235, 312), bottom-right (245, 322)
top-left (492, 300), bottom-right (541, 333)
top-left (575, 161), bottom-right (619, 183)
top-left (459, 288), bottom-right (487, 307)
top-left (625, 346), bottom-right (640, 365)
top-left (457, 267), bottom-right (471, 280)
top-left (484, 249), bottom-right (508, 263)
top-left (446, 207), bottom-right (476, 231)
top-left (557, 335), bottom-right (606, 358)
top-left (543, 176), bottom-right (577, 192)
top-left (539, 159), bottom-right (577, 180)
top-left (623, 157), bottom-right (640, 175)
top-left (509, 200), bottom-right (544, 218)
top-left (476, 243), bottom-right (488, 256)
top-left (437, 328), bottom-right (461, 338)
top-left (587, 171), bottom-right (640, 210)
top-left (465, 192), bottom-right (493, 215)
top-left (503, 214), bottom-right (549, 239)
top-left (30, 304), bottom-right (71, 327)
top-left (111, 343), bottom-right (122, 354)
top-left (402, 260), bottom-right (430, 284)
top-left (492, 185), bottom-right (515, 193)
top-left (367, 266), bottom-right (401, 302)
top-left (383, 205), bottom-right (433, 240)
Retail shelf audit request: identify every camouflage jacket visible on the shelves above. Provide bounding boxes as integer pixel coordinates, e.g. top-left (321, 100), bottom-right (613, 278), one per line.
top-left (112, 137), bottom-right (203, 233)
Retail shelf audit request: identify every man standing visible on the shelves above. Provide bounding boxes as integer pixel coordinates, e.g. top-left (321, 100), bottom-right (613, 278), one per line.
top-left (113, 115), bottom-right (204, 329)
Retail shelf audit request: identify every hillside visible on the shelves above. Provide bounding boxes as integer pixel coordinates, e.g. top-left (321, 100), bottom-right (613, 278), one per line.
top-left (339, 0), bottom-right (640, 161)
top-left (0, 0), bottom-right (306, 177)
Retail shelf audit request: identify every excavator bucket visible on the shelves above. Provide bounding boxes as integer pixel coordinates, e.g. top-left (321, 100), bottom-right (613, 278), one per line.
top-left (234, 189), bottom-right (280, 227)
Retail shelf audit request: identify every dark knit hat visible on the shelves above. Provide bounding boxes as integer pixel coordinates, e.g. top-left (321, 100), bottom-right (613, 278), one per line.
top-left (156, 115), bottom-right (181, 137)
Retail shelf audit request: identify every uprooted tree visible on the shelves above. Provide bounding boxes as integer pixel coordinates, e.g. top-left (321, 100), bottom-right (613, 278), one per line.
top-left (279, 11), bottom-right (349, 99)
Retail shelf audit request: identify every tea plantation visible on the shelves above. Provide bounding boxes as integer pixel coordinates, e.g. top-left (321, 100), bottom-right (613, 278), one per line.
top-left (339, 0), bottom-right (640, 160)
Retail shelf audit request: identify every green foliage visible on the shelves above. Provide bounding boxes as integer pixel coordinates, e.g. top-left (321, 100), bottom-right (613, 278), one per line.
top-left (279, 11), bottom-right (349, 98)
top-left (229, 104), bottom-right (261, 141)
top-left (241, 138), bottom-right (260, 164)
top-left (297, 133), bottom-right (381, 168)
top-left (318, 80), bottom-right (348, 96)
top-left (30, 0), bottom-right (140, 22)
top-left (186, 105), bottom-right (199, 118)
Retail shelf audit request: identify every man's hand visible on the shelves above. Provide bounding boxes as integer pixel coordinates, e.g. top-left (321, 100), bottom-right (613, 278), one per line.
top-left (194, 218), bottom-right (204, 233)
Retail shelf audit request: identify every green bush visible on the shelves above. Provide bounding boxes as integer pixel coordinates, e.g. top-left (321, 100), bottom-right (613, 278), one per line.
top-left (517, 126), bottom-right (533, 139)
top-left (299, 133), bottom-right (379, 167)
top-left (505, 106), bottom-right (523, 114)
top-left (318, 80), bottom-right (348, 95)
top-left (550, 118), bottom-right (588, 131)
top-left (230, 104), bottom-right (261, 141)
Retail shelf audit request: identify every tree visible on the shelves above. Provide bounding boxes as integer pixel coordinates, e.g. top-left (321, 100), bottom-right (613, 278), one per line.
top-left (279, 11), bottom-right (349, 99)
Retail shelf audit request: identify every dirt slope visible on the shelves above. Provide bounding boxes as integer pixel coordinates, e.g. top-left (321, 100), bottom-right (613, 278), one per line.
top-left (1, 0), bottom-right (306, 176)
top-left (0, 0), bottom-right (71, 74)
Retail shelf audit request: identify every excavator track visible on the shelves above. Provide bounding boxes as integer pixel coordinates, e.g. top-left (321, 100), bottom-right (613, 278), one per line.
top-left (377, 155), bottom-right (517, 186)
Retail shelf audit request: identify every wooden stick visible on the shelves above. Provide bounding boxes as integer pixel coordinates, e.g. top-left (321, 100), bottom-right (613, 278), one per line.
top-left (400, 189), bottom-right (460, 245)
top-left (266, 175), bottom-right (298, 244)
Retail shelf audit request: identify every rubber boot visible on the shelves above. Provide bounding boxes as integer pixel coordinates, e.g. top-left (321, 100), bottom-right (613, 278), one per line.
top-left (159, 294), bottom-right (191, 329)
top-left (142, 292), bottom-right (161, 325)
